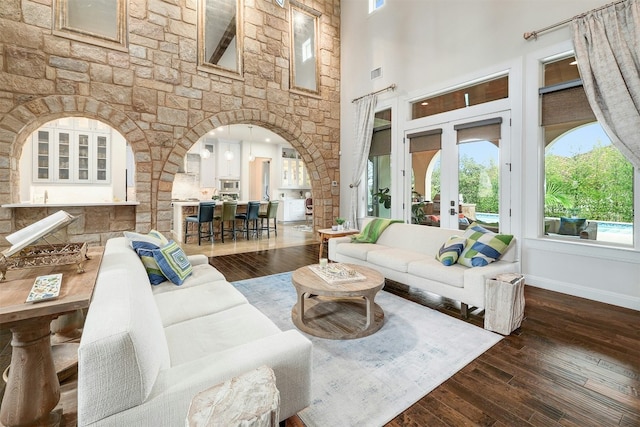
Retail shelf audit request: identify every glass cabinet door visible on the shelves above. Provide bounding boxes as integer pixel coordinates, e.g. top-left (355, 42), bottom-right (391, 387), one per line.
top-left (96, 135), bottom-right (108, 181)
top-left (37, 131), bottom-right (50, 180)
top-left (58, 132), bottom-right (70, 180)
top-left (77, 134), bottom-right (89, 181)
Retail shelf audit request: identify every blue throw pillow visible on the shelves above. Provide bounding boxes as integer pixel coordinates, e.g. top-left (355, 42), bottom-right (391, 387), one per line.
top-left (435, 235), bottom-right (466, 266)
top-left (131, 241), bottom-right (167, 285)
top-left (152, 241), bottom-right (193, 285)
top-left (558, 217), bottom-right (587, 236)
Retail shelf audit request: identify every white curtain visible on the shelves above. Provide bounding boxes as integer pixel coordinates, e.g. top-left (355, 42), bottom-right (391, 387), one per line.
top-left (572, 0), bottom-right (640, 169)
top-left (349, 94), bottom-right (378, 229)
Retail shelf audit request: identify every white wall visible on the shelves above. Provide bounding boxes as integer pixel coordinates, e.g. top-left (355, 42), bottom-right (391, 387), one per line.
top-left (340, 0), bottom-right (640, 310)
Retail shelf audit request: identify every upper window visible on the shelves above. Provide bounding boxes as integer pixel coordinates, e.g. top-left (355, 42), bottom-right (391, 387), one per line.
top-left (411, 75), bottom-right (508, 120)
top-left (290, 2), bottom-right (320, 94)
top-left (53, 0), bottom-right (128, 50)
top-left (369, 0), bottom-right (385, 13)
top-left (198, 0), bottom-right (243, 78)
top-left (541, 55), bottom-right (634, 246)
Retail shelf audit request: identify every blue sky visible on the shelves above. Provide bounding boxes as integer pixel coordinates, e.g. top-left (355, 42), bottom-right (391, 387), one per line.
top-left (546, 123), bottom-right (611, 157)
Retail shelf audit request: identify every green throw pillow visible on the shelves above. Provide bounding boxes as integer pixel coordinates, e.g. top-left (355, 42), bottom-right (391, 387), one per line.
top-left (457, 222), bottom-right (514, 267)
top-left (435, 235), bottom-right (466, 266)
top-left (152, 241), bottom-right (193, 285)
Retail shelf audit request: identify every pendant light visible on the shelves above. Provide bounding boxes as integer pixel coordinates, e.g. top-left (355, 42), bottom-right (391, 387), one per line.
top-left (224, 125), bottom-right (234, 160)
top-left (248, 125), bottom-right (255, 162)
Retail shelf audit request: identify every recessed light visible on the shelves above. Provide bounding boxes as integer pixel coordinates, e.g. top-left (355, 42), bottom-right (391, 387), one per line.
top-left (421, 102), bottom-right (429, 106)
top-left (265, 138), bottom-right (271, 142)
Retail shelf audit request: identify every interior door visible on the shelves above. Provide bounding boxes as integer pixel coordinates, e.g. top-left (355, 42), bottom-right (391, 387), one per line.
top-left (406, 111), bottom-right (511, 232)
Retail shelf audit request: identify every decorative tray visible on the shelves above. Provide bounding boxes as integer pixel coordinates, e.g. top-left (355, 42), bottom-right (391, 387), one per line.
top-left (308, 263), bottom-right (367, 285)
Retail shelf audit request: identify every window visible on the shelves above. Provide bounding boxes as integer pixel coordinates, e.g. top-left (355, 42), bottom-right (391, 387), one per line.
top-left (411, 75), bottom-right (508, 120)
top-left (198, 0), bottom-right (243, 77)
top-left (369, 0), bottom-right (385, 13)
top-left (541, 55), bottom-right (634, 246)
top-left (290, 2), bottom-right (320, 93)
top-left (367, 109), bottom-right (392, 218)
top-left (53, 0), bottom-right (127, 49)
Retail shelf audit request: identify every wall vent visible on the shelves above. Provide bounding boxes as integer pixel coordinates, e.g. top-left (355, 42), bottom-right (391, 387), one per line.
top-left (370, 67), bottom-right (382, 80)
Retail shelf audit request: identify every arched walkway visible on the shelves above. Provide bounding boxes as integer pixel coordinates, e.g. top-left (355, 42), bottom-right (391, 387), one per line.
top-left (159, 109), bottom-right (333, 233)
top-left (0, 95), bottom-right (152, 233)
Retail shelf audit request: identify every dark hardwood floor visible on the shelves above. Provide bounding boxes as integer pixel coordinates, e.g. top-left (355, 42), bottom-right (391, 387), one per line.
top-left (212, 244), bottom-right (640, 427)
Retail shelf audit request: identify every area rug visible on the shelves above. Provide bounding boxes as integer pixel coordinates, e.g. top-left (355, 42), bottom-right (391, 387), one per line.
top-left (232, 272), bottom-right (502, 427)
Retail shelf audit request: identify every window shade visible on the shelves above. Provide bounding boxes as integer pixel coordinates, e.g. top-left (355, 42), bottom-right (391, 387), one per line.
top-left (369, 125), bottom-right (391, 157)
top-left (407, 128), bottom-right (442, 153)
top-left (454, 117), bottom-right (502, 145)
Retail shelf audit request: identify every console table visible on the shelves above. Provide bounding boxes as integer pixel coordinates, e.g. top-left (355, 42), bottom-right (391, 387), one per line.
top-left (0, 247), bottom-right (104, 427)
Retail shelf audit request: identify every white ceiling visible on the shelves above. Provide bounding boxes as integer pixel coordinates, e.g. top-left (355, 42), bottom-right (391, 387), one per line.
top-left (202, 124), bottom-right (288, 146)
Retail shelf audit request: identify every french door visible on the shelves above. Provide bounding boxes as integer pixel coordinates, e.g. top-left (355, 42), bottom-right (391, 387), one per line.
top-left (405, 110), bottom-right (511, 232)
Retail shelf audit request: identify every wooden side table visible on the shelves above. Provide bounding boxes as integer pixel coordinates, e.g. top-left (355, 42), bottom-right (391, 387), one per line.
top-left (186, 365), bottom-right (280, 427)
top-left (317, 228), bottom-right (359, 260)
top-left (0, 248), bottom-right (104, 427)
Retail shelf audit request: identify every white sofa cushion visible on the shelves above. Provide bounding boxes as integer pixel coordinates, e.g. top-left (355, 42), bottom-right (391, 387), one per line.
top-left (154, 279), bottom-right (248, 327)
top-left (150, 263), bottom-right (226, 295)
top-left (407, 258), bottom-right (466, 288)
top-left (367, 248), bottom-right (430, 273)
top-left (332, 242), bottom-right (384, 261)
top-left (164, 304), bottom-right (283, 366)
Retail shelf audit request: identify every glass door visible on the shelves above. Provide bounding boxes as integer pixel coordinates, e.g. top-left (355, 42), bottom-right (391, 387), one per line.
top-left (406, 111), bottom-right (511, 232)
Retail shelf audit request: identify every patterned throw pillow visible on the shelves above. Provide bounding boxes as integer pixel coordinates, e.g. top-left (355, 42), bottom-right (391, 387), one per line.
top-left (558, 217), bottom-right (587, 236)
top-left (457, 223), bottom-right (514, 267)
top-left (124, 229), bottom-right (169, 247)
top-left (435, 235), bottom-right (467, 266)
top-left (152, 241), bottom-right (193, 285)
top-left (131, 241), bottom-right (167, 285)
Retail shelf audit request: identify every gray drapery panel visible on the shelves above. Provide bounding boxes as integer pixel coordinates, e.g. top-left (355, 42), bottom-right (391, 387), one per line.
top-left (349, 94), bottom-right (378, 229)
top-left (571, 0), bottom-right (640, 169)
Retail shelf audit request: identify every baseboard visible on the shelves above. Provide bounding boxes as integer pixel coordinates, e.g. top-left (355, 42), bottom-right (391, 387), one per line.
top-left (525, 275), bottom-right (640, 311)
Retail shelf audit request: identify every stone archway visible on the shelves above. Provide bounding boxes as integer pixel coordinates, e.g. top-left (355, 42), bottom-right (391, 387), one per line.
top-left (158, 108), bottom-right (334, 234)
top-left (0, 95), bottom-right (152, 236)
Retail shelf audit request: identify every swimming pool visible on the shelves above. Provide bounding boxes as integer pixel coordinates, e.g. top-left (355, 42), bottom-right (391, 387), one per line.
top-left (475, 213), bottom-right (633, 236)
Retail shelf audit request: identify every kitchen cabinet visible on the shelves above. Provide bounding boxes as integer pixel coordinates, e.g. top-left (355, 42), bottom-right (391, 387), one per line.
top-left (33, 122), bottom-right (110, 184)
top-left (278, 198), bottom-right (306, 222)
top-left (216, 140), bottom-right (241, 179)
top-left (280, 147), bottom-right (310, 188)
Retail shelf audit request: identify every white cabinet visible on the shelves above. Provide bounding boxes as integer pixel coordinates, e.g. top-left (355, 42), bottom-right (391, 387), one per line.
top-left (280, 147), bottom-right (310, 189)
top-left (278, 198), bottom-right (306, 222)
top-left (216, 140), bottom-right (241, 179)
top-left (33, 121), bottom-right (111, 184)
top-left (200, 140), bottom-right (216, 188)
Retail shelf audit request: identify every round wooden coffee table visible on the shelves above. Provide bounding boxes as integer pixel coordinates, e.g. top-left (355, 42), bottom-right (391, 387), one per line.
top-left (291, 263), bottom-right (385, 339)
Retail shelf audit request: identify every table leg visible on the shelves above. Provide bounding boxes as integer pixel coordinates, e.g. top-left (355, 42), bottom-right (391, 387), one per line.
top-left (363, 291), bottom-right (376, 329)
top-left (0, 317), bottom-right (60, 427)
top-left (318, 236), bottom-right (325, 260)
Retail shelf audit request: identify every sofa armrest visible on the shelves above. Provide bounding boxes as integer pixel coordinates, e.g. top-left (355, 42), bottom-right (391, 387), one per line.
top-left (85, 330), bottom-right (312, 426)
top-left (188, 254), bottom-right (209, 266)
top-left (328, 236), bottom-right (353, 261)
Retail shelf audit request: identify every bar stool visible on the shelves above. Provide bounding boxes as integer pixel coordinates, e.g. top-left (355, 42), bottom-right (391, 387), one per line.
top-left (237, 201), bottom-right (261, 239)
top-left (258, 200), bottom-right (279, 238)
top-left (184, 201), bottom-right (215, 245)
top-left (216, 201), bottom-right (238, 243)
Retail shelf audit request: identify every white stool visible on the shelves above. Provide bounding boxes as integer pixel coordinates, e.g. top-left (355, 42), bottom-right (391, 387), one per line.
top-left (186, 365), bottom-right (280, 427)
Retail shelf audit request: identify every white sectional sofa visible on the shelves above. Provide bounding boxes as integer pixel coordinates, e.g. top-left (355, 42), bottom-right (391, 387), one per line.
top-left (77, 236), bottom-right (312, 426)
top-left (329, 218), bottom-right (520, 317)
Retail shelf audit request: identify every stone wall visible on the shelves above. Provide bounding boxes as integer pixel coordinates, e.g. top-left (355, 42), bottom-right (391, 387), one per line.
top-left (0, 0), bottom-right (341, 246)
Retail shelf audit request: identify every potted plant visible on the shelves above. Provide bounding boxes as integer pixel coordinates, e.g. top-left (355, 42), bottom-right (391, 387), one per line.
top-left (335, 217), bottom-right (346, 231)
